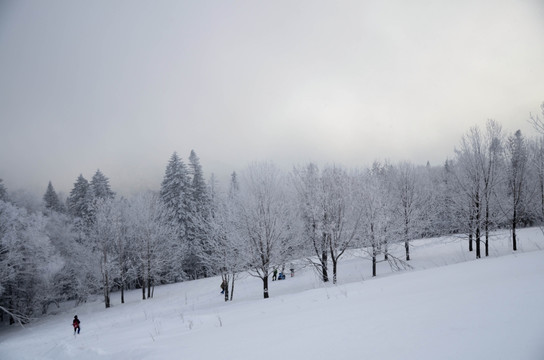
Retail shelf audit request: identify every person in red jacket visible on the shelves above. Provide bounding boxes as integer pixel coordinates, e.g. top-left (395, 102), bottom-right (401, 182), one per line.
top-left (72, 315), bottom-right (81, 334)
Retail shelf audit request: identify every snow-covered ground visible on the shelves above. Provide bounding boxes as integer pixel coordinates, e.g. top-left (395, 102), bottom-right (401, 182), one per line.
top-left (1, 228), bottom-right (543, 360)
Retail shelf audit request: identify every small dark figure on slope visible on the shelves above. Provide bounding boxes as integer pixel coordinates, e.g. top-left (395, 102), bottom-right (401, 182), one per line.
top-left (73, 315), bottom-right (81, 334)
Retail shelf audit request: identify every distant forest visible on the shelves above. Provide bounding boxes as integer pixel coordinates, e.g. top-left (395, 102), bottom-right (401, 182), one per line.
top-left (1, 107), bottom-right (544, 325)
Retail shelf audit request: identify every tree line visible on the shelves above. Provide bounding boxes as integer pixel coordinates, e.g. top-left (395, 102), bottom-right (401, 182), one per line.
top-left (1, 113), bottom-right (543, 324)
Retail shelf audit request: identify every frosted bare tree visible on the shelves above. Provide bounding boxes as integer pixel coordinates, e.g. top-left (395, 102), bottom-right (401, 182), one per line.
top-left (453, 127), bottom-right (485, 258)
top-left (390, 161), bottom-right (431, 261)
top-left (91, 198), bottom-right (120, 308)
top-left (478, 120), bottom-right (504, 256)
top-left (0, 200), bottom-right (61, 324)
top-left (201, 174), bottom-right (248, 301)
top-left (504, 130), bottom-right (530, 251)
top-left (529, 137), bottom-right (544, 223)
top-left (322, 166), bottom-right (364, 284)
top-left (529, 101), bottom-right (544, 134)
top-left (292, 163), bottom-right (330, 282)
top-left (359, 163), bottom-right (393, 277)
top-left (126, 191), bottom-right (179, 300)
top-left (237, 162), bottom-right (294, 299)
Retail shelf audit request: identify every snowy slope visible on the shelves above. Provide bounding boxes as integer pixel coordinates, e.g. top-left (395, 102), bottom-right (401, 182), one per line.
top-left (1, 228), bottom-right (543, 360)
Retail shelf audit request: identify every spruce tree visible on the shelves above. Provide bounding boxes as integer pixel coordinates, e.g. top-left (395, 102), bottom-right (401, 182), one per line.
top-left (506, 130), bottom-right (529, 251)
top-left (187, 150), bottom-right (211, 278)
top-left (189, 150), bottom-right (209, 213)
top-left (90, 169), bottom-right (115, 200)
top-left (160, 152), bottom-right (193, 243)
top-left (229, 172), bottom-right (239, 199)
top-left (43, 181), bottom-right (63, 213)
top-left (0, 179), bottom-right (7, 202)
top-left (67, 175), bottom-right (91, 219)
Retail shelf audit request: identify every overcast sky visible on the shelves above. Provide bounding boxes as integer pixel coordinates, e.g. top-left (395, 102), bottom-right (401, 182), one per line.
top-left (1, 0), bottom-right (543, 197)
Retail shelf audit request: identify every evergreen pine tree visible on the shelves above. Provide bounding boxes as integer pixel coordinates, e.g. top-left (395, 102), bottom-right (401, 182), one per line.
top-left (229, 172), bottom-right (239, 199)
top-left (43, 181), bottom-right (64, 213)
top-left (187, 150), bottom-right (211, 278)
top-left (188, 150), bottom-right (209, 213)
top-left (0, 178), bottom-right (7, 202)
top-left (160, 152), bottom-right (193, 246)
top-left (90, 169), bottom-right (115, 200)
top-left (67, 175), bottom-right (91, 219)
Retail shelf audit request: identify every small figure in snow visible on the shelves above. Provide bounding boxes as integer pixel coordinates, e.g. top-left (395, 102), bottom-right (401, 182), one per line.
top-left (72, 315), bottom-right (81, 334)
top-left (290, 266), bottom-right (295, 277)
top-left (278, 272), bottom-right (285, 280)
top-left (272, 268), bottom-right (278, 281)
top-left (220, 280), bottom-right (227, 294)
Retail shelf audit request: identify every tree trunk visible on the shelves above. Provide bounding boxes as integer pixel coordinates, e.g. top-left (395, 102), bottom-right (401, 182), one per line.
top-left (383, 227), bottom-right (389, 261)
top-left (103, 250), bottom-right (111, 308)
top-left (321, 249), bottom-right (329, 282)
top-left (332, 258), bottom-right (337, 285)
top-left (142, 280), bottom-right (146, 300)
top-left (468, 211), bottom-right (474, 252)
top-left (141, 265), bottom-right (146, 300)
top-left (485, 201), bottom-right (490, 257)
top-left (104, 272), bottom-right (110, 308)
top-left (541, 175), bottom-right (544, 223)
top-left (147, 242), bottom-right (152, 299)
top-left (263, 275), bottom-right (269, 299)
top-left (230, 275), bottom-right (235, 301)
top-left (512, 208), bottom-right (517, 251)
top-left (404, 218), bottom-right (410, 261)
top-left (476, 227), bottom-right (481, 259)
top-left (372, 244), bottom-right (377, 277)
top-left (483, 184), bottom-right (491, 257)
top-left (475, 194), bottom-right (481, 259)
top-left (120, 264), bottom-right (125, 304)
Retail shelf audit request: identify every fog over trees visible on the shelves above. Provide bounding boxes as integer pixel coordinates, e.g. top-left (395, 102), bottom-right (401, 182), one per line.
top-left (2, 111), bottom-right (544, 324)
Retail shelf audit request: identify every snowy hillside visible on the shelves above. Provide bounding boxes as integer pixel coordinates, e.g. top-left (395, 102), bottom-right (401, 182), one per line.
top-left (1, 228), bottom-right (543, 360)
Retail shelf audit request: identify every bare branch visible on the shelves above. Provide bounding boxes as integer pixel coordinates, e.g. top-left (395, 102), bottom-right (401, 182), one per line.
top-left (529, 102), bottom-right (544, 134)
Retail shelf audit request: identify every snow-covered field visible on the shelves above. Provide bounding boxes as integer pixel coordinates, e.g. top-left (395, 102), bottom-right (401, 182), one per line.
top-left (1, 228), bottom-right (543, 360)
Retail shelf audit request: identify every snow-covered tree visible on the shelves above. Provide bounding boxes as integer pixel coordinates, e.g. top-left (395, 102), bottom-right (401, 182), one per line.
top-left (90, 169), bottom-right (115, 200)
top-left (390, 161), bottom-right (427, 261)
top-left (43, 181), bottom-right (64, 214)
top-left (43, 211), bottom-right (94, 306)
top-left (109, 198), bottom-right (131, 304)
top-left (189, 150), bottom-right (209, 213)
top-left (529, 101), bottom-right (544, 134)
top-left (201, 174), bottom-right (248, 301)
top-left (452, 126), bottom-right (485, 258)
top-left (477, 120), bottom-right (504, 256)
top-left (237, 162), bottom-right (295, 299)
top-left (187, 150), bottom-right (211, 278)
top-left (504, 130), bottom-right (530, 251)
top-left (126, 191), bottom-right (179, 299)
top-left (0, 179), bottom-right (7, 202)
top-left (91, 198), bottom-right (119, 308)
top-left (160, 152), bottom-right (192, 277)
top-left (359, 162), bottom-right (394, 277)
top-left (529, 136), bottom-right (544, 223)
top-left (67, 174), bottom-right (92, 224)
top-left (292, 163), bottom-right (330, 282)
top-left (0, 200), bottom-right (61, 324)
top-left (322, 166), bottom-right (364, 284)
